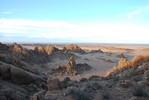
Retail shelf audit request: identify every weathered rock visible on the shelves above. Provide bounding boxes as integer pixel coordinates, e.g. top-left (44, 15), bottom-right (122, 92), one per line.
top-left (118, 58), bottom-right (131, 69)
top-left (66, 44), bottom-right (86, 54)
top-left (45, 45), bottom-right (59, 55)
top-left (90, 49), bottom-right (103, 53)
top-left (144, 70), bottom-right (149, 81)
top-left (116, 53), bottom-right (125, 58)
top-left (44, 91), bottom-right (62, 100)
top-left (31, 90), bottom-right (46, 100)
top-left (0, 88), bottom-right (28, 100)
top-left (11, 43), bottom-right (27, 54)
top-left (47, 77), bottom-right (60, 90)
top-left (34, 45), bottom-right (59, 55)
top-left (66, 56), bottom-right (76, 71)
top-left (137, 80), bottom-right (149, 87)
top-left (0, 65), bottom-right (11, 79)
top-left (11, 67), bottom-right (36, 84)
top-left (39, 82), bottom-right (48, 90)
top-left (129, 96), bottom-right (138, 100)
top-left (106, 56), bottom-right (149, 77)
top-left (131, 56), bottom-right (149, 67)
top-left (65, 56), bottom-right (77, 75)
top-left (63, 77), bottom-right (71, 83)
top-left (34, 46), bottom-right (45, 53)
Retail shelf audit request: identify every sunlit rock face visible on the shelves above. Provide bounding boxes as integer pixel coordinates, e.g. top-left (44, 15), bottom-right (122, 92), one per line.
top-left (65, 44), bottom-right (86, 54)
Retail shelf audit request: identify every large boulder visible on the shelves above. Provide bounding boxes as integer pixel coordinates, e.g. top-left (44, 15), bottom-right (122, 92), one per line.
top-left (47, 77), bottom-right (60, 90)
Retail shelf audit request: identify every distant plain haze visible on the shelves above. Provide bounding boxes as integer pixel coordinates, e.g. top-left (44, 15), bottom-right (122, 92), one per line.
top-left (0, 0), bottom-right (149, 44)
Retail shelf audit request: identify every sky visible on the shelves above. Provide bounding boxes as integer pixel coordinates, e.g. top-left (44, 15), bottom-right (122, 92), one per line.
top-left (0, 0), bottom-right (149, 44)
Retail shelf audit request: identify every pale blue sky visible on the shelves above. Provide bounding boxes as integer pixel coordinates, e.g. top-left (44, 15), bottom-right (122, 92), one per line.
top-left (0, 0), bottom-right (149, 43)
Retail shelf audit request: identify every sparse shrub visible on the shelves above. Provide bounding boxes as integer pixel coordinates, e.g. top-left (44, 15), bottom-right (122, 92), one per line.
top-left (63, 77), bottom-right (71, 83)
top-left (101, 93), bottom-right (110, 100)
top-left (69, 88), bottom-right (91, 100)
top-left (113, 77), bottom-right (120, 82)
top-left (86, 82), bottom-right (102, 91)
top-left (132, 87), bottom-right (148, 97)
top-left (89, 75), bottom-right (101, 81)
top-left (80, 78), bottom-right (88, 82)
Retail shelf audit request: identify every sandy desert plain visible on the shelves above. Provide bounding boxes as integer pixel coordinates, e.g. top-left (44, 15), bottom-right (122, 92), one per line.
top-left (22, 43), bottom-right (149, 80)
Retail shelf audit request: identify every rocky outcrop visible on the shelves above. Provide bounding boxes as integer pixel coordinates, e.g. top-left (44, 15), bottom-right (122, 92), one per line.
top-left (11, 43), bottom-right (27, 54)
top-left (34, 45), bottom-right (59, 55)
top-left (50, 57), bottom-right (91, 76)
top-left (0, 44), bottom-right (47, 99)
top-left (66, 56), bottom-right (76, 73)
top-left (0, 43), bottom-right (51, 64)
top-left (64, 44), bottom-right (86, 54)
top-left (0, 54), bottom-right (37, 73)
top-left (45, 45), bottom-right (59, 55)
top-left (106, 56), bottom-right (149, 77)
top-left (34, 46), bottom-right (45, 53)
top-left (116, 53), bottom-right (125, 58)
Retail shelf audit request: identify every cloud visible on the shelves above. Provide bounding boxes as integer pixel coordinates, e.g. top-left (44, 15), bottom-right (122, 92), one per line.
top-left (127, 10), bottom-right (142, 18)
top-left (0, 19), bottom-right (149, 43)
top-left (0, 11), bottom-right (13, 14)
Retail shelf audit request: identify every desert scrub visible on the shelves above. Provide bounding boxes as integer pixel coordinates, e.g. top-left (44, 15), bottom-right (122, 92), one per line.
top-left (132, 87), bottom-right (148, 97)
top-left (69, 88), bottom-right (91, 100)
top-left (101, 93), bottom-right (110, 100)
top-left (86, 82), bottom-right (102, 91)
